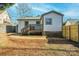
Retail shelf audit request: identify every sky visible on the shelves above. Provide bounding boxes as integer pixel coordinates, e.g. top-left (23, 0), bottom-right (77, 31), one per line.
top-left (6, 3), bottom-right (79, 23)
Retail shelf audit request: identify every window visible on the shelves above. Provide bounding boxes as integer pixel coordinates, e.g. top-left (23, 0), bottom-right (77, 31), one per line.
top-left (45, 18), bottom-right (52, 25)
top-left (25, 21), bottom-right (28, 26)
top-left (36, 21), bottom-right (40, 24)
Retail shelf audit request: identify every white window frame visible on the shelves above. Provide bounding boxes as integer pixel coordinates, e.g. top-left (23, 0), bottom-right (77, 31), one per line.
top-left (45, 18), bottom-right (52, 25)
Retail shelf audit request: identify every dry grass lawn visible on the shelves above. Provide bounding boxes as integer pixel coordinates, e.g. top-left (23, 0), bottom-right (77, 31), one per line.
top-left (0, 33), bottom-right (79, 56)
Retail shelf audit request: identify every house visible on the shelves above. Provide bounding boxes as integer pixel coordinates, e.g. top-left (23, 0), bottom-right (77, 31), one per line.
top-left (17, 10), bottom-right (64, 37)
top-left (65, 19), bottom-right (79, 26)
top-left (0, 11), bottom-right (14, 33)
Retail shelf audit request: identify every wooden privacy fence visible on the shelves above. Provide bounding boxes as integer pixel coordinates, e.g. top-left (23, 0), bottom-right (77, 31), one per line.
top-left (6, 26), bottom-right (16, 33)
top-left (63, 24), bottom-right (79, 43)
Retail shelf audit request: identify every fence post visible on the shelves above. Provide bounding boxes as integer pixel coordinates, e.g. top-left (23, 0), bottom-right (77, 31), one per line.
top-left (64, 26), bottom-right (66, 39)
top-left (78, 24), bottom-right (79, 43)
top-left (65, 26), bottom-right (67, 39)
top-left (69, 25), bottom-right (71, 40)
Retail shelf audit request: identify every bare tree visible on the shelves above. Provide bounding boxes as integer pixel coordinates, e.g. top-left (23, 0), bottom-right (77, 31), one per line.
top-left (16, 3), bottom-right (31, 17)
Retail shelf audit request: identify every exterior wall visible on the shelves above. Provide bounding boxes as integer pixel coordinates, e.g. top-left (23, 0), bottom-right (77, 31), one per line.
top-left (0, 25), bottom-right (6, 33)
top-left (18, 20), bottom-right (40, 33)
top-left (43, 13), bottom-right (63, 32)
top-left (0, 17), bottom-right (3, 24)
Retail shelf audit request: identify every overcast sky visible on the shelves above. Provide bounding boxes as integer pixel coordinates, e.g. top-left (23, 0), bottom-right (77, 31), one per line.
top-left (7, 3), bottom-right (79, 23)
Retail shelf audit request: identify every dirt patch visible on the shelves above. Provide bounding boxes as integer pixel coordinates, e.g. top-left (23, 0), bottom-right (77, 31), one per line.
top-left (0, 48), bottom-right (79, 56)
top-left (0, 33), bottom-right (79, 56)
top-left (0, 33), bottom-right (47, 48)
top-left (0, 33), bottom-right (9, 47)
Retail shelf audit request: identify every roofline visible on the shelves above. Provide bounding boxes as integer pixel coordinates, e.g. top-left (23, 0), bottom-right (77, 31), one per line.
top-left (17, 16), bottom-right (41, 21)
top-left (17, 19), bottom-right (41, 21)
top-left (41, 10), bottom-right (64, 17)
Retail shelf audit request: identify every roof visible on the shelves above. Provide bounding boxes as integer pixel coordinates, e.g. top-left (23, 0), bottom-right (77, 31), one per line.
top-left (17, 16), bottom-right (41, 21)
top-left (41, 10), bottom-right (64, 16)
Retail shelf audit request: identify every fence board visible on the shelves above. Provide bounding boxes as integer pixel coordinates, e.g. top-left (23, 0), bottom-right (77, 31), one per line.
top-left (63, 24), bottom-right (79, 43)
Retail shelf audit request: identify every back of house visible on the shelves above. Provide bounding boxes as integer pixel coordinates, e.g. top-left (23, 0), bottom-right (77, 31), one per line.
top-left (17, 10), bottom-right (64, 37)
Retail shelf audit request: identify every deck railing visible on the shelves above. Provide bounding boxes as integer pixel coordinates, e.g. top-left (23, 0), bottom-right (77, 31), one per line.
top-left (29, 24), bottom-right (42, 30)
top-left (21, 24), bottom-right (42, 34)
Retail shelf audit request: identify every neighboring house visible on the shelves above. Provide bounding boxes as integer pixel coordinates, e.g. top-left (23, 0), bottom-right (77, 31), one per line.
top-left (65, 19), bottom-right (79, 26)
top-left (0, 11), bottom-right (13, 33)
top-left (17, 10), bottom-right (64, 36)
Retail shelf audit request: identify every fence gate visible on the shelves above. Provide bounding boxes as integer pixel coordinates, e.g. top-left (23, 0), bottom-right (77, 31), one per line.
top-left (6, 26), bottom-right (16, 33)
